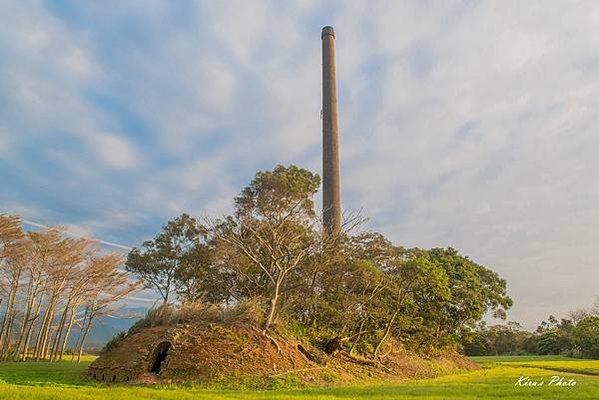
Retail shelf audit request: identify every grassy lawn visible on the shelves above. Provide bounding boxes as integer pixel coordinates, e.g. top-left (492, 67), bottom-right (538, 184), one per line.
top-left (0, 355), bottom-right (598, 399)
top-left (471, 355), bottom-right (576, 363)
top-left (472, 354), bottom-right (599, 375)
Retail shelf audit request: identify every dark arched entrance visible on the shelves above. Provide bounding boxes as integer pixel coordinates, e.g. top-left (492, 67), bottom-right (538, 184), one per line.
top-left (149, 341), bottom-right (171, 374)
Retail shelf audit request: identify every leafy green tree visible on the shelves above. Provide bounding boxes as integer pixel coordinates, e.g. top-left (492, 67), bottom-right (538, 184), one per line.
top-left (461, 322), bottom-right (491, 356)
top-left (120, 165), bottom-right (515, 359)
top-left (372, 249), bottom-right (450, 357)
top-left (573, 316), bottom-right (599, 359)
top-left (304, 233), bottom-right (388, 348)
top-left (211, 165), bottom-right (321, 329)
top-left (173, 237), bottom-right (231, 304)
top-left (126, 214), bottom-right (203, 304)
top-left (532, 315), bottom-right (576, 356)
top-left (537, 331), bottom-right (560, 355)
top-left (462, 321), bottom-right (532, 356)
top-left (427, 248), bottom-right (512, 339)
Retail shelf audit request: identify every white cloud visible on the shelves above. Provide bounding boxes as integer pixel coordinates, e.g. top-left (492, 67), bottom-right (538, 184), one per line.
top-left (0, 201), bottom-right (44, 222)
top-left (201, 1), bottom-right (276, 63)
top-left (323, 0), bottom-right (599, 328)
top-left (2, 0), bottom-right (599, 328)
top-left (92, 133), bottom-right (138, 170)
top-left (60, 46), bottom-right (97, 78)
top-left (64, 223), bottom-right (95, 238)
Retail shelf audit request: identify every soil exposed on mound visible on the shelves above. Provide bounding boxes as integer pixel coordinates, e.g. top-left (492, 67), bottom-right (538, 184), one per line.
top-left (88, 322), bottom-right (478, 386)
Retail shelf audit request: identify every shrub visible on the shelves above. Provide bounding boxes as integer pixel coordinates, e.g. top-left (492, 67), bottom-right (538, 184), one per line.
top-left (285, 322), bottom-right (314, 343)
top-left (222, 300), bottom-right (264, 324)
top-left (101, 331), bottom-right (126, 354)
top-left (178, 302), bottom-right (221, 323)
top-left (126, 304), bottom-right (179, 335)
top-left (573, 316), bottom-right (599, 359)
top-left (125, 301), bottom-right (266, 337)
top-left (127, 314), bottom-right (152, 335)
top-left (537, 331), bottom-right (560, 355)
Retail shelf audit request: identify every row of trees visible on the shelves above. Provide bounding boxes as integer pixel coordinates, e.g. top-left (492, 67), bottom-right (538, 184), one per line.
top-left (462, 300), bottom-right (599, 358)
top-left (126, 165), bottom-right (513, 358)
top-left (0, 214), bottom-right (138, 362)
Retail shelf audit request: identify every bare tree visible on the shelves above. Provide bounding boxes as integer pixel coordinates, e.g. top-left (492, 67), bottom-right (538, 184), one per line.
top-left (0, 214), bottom-right (27, 359)
top-left (73, 257), bottom-right (139, 362)
top-left (0, 215), bottom-right (142, 361)
top-left (33, 236), bottom-right (91, 361)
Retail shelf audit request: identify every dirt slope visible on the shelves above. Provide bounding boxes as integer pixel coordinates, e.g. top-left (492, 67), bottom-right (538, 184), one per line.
top-left (88, 321), bottom-right (478, 387)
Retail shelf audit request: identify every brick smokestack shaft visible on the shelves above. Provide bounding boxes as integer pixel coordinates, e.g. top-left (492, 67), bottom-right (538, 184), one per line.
top-left (321, 26), bottom-right (341, 234)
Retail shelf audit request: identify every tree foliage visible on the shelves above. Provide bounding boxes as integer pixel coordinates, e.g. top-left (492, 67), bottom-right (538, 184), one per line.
top-left (573, 316), bottom-right (599, 358)
top-left (211, 165), bottom-right (322, 329)
top-left (126, 214), bottom-right (206, 304)
top-left (120, 164), bottom-right (514, 359)
top-left (462, 304), bottom-right (599, 359)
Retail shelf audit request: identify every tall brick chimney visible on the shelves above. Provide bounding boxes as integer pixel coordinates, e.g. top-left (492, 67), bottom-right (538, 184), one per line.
top-left (321, 26), bottom-right (341, 234)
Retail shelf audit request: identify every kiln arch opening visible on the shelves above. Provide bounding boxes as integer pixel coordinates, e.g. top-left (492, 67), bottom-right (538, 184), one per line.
top-left (149, 341), bottom-right (172, 374)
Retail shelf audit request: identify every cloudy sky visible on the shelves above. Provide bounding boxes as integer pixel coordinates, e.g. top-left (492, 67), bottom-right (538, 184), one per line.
top-left (1, 0), bottom-right (598, 328)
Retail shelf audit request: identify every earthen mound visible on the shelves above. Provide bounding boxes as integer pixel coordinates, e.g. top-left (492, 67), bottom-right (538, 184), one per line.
top-left (88, 321), bottom-right (478, 387)
top-left (88, 322), bottom-right (313, 384)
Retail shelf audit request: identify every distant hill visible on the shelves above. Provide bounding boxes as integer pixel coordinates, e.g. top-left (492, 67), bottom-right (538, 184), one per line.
top-left (0, 306), bottom-right (150, 352)
top-left (71, 306), bottom-right (150, 351)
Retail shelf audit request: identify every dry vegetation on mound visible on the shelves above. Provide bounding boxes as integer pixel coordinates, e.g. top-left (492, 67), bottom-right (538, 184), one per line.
top-left (89, 304), bottom-right (478, 388)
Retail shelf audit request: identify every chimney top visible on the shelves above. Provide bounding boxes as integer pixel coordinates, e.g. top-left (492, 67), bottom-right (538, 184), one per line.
top-left (321, 26), bottom-right (335, 39)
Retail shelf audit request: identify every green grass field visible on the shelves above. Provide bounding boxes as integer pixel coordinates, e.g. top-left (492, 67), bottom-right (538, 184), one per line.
top-left (0, 355), bottom-right (598, 399)
top-left (472, 355), bottom-right (599, 376)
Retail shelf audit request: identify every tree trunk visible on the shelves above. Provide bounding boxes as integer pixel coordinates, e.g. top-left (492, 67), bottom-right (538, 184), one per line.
top-left (13, 274), bottom-right (40, 360)
top-left (72, 308), bottom-right (89, 363)
top-left (76, 303), bottom-right (95, 363)
top-left (58, 305), bottom-right (77, 361)
top-left (264, 277), bottom-right (282, 330)
top-left (50, 297), bottom-right (71, 362)
top-left (38, 279), bottom-right (67, 361)
top-left (349, 318), bottom-right (367, 355)
top-left (41, 306), bottom-right (56, 360)
top-left (374, 310), bottom-right (398, 359)
top-left (21, 287), bottom-right (45, 360)
top-left (77, 320), bottom-right (92, 363)
top-left (0, 277), bottom-right (20, 359)
top-left (35, 295), bottom-right (56, 361)
top-left (0, 297), bottom-right (3, 351)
